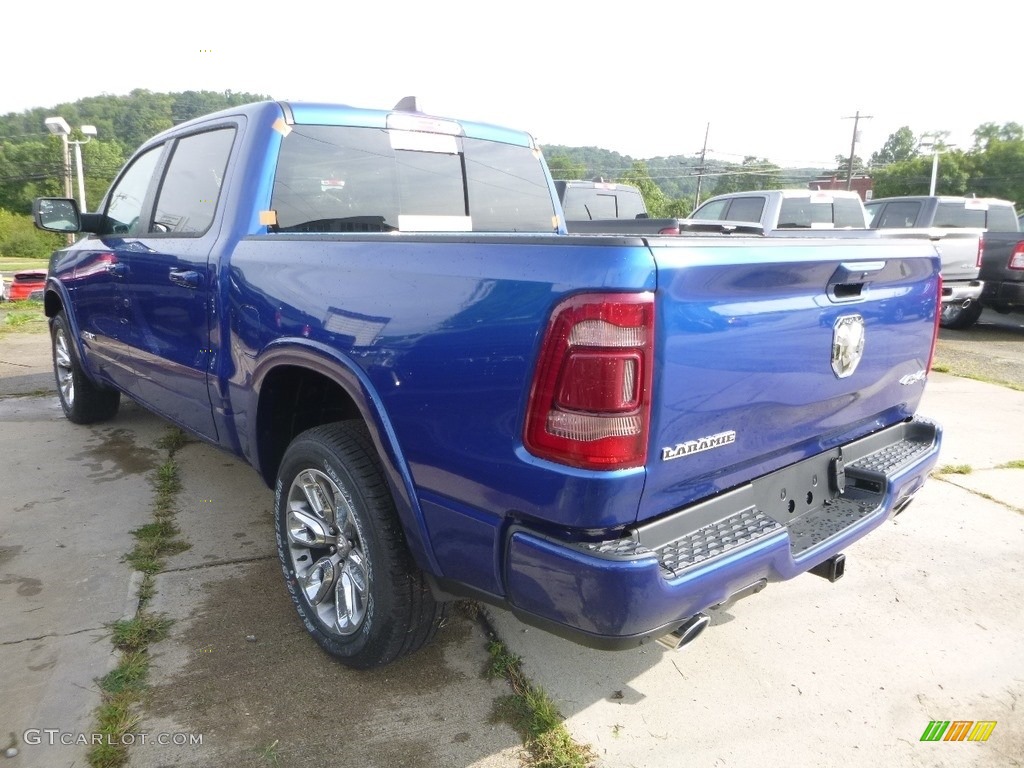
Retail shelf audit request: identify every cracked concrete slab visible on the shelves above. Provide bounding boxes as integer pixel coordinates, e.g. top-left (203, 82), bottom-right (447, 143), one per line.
top-left (0, 394), bottom-right (170, 767)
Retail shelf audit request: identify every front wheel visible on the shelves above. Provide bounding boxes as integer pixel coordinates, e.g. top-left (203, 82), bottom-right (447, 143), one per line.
top-left (51, 311), bottom-right (120, 424)
top-left (939, 301), bottom-right (983, 330)
top-left (274, 422), bottom-right (445, 668)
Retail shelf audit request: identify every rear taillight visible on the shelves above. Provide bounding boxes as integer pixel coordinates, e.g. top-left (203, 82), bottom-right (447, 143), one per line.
top-left (927, 275), bottom-right (942, 374)
top-left (524, 292), bottom-right (654, 469)
top-left (1009, 242), bottom-right (1024, 270)
top-left (658, 225), bottom-right (680, 235)
top-left (976, 237), bottom-right (984, 268)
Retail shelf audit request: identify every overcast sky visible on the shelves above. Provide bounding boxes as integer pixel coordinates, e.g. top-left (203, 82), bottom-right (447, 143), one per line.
top-left (4, 0), bottom-right (1017, 169)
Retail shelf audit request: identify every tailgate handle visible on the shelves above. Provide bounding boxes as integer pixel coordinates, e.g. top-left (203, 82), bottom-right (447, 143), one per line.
top-left (827, 261), bottom-right (885, 302)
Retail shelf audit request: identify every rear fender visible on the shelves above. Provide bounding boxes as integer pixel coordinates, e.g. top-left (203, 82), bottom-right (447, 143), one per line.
top-left (250, 340), bottom-right (439, 575)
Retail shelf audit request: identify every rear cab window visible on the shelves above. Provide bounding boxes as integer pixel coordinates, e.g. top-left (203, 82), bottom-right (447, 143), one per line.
top-left (778, 195), bottom-right (865, 229)
top-left (269, 125), bottom-right (557, 233)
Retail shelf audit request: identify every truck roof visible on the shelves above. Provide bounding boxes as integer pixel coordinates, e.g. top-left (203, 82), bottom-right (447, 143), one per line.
top-left (143, 99), bottom-right (538, 149)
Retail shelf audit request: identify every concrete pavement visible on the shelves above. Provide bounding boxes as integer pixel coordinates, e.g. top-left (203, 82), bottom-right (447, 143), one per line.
top-left (2, 326), bottom-right (1023, 767)
top-left (489, 373), bottom-right (1024, 767)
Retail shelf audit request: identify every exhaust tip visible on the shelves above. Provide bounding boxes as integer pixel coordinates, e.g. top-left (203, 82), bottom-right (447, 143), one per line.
top-left (810, 553), bottom-right (846, 583)
top-left (655, 612), bottom-right (710, 651)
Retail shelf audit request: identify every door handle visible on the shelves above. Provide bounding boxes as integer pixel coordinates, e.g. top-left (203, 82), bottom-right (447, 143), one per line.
top-left (105, 262), bottom-right (128, 277)
top-left (168, 269), bottom-right (201, 289)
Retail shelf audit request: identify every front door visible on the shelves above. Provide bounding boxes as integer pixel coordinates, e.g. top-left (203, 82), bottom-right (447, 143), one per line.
top-left (120, 127), bottom-right (237, 441)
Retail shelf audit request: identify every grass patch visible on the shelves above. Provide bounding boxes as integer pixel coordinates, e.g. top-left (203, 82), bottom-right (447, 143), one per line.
top-left (996, 459), bottom-right (1024, 470)
top-left (258, 739), bottom-right (281, 766)
top-left (937, 464), bottom-right (973, 475)
top-left (0, 300), bottom-right (47, 335)
top-left (155, 426), bottom-right (190, 455)
top-left (930, 364), bottom-right (950, 373)
top-left (87, 427), bottom-right (190, 768)
top-left (486, 637), bottom-right (594, 768)
top-left (0, 256), bottom-right (49, 272)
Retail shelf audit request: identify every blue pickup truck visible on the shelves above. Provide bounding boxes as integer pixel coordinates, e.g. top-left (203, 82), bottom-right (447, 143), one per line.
top-left (33, 100), bottom-right (943, 668)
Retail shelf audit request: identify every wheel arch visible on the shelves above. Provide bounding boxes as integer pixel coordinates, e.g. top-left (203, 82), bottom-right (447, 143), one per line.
top-left (250, 340), bottom-right (439, 575)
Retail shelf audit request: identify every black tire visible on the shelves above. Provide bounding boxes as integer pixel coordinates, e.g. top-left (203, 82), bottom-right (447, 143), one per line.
top-left (51, 311), bottom-right (120, 424)
top-left (274, 421), bottom-right (446, 668)
top-left (939, 301), bottom-right (983, 330)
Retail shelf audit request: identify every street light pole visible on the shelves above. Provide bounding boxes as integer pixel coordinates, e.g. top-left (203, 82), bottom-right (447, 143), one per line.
top-left (70, 126), bottom-right (96, 210)
top-left (44, 116), bottom-right (73, 199)
top-left (45, 117), bottom-right (96, 210)
top-left (929, 150), bottom-right (939, 196)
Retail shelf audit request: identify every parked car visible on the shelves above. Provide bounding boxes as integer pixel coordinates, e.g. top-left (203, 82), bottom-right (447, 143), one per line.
top-left (864, 195), bottom-right (1019, 329)
top-left (553, 179), bottom-right (687, 234)
top-left (6, 269), bottom-right (47, 301)
top-left (689, 189), bottom-right (869, 232)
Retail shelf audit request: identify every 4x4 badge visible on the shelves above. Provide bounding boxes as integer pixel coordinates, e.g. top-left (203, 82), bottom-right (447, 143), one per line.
top-left (832, 314), bottom-right (865, 378)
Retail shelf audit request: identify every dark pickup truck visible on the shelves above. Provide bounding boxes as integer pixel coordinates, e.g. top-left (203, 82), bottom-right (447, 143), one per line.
top-left (980, 231), bottom-right (1024, 316)
top-left (554, 179), bottom-right (686, 234)
top-left (33, 99), bottom-right (942, 668)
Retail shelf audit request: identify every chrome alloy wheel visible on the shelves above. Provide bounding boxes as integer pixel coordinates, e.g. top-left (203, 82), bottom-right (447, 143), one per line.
top-left (285, 468), bottom-right (369, 636)
top-left (54, 325), bottom-right (75, 408)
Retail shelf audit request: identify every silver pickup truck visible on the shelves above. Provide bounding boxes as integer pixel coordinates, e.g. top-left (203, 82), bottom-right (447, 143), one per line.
top-left (865, 195), bottom-right (1020, 329)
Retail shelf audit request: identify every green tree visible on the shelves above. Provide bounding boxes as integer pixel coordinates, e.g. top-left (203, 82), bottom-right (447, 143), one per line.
top-left (870, 127), bottom-right (918, 167)
top-left (871, 150), bottom-right (972, 198)
top-left (834, 153), bottom-right (866, 175)
top-left (0, 208), bottom-right (63, 258)
top-left (711, 156), bottom-right (783, 195)
top-left (966, 131), bottom-right (1024, 204)
top-left (972, 122), bottom-right (1024, 151)
top-left (545, 154), bottom-right (588, 181)
top-left (618, 161), bottom-right (670, 216)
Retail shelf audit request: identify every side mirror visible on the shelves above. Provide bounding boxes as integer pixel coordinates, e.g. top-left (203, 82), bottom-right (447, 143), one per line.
top-left (33, 198), bottom-right (81, 233)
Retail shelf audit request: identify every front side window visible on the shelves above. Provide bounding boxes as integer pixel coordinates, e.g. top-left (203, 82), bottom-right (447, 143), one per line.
top-left (152, 128), bottom-right (235, 235)
top-left (270, 125), bottom-right (556, 233)
top-left (105, 146), bottom-right (163, 235)
top-left (691, 199), bottom-right (729, 220)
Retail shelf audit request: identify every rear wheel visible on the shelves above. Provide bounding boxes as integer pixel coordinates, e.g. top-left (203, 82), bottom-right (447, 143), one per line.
top-left (274, 421), bottom-right (445, 668)
top-left (939, 301), bottom-right (983, 330)
top-left (51, 311), bottom-right (120, 424)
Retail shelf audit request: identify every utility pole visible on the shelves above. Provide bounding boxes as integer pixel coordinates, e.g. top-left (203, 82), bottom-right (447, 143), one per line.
top-left (842, 111), bottom-right (872, 191)
top-left (693, 122), bottom-right (710, 209)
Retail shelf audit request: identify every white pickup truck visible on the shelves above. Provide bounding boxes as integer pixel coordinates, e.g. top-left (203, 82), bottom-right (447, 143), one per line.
top-left (689, 189), bottom-right (869, 232)
top-left (865, 195), bottom-right (1020, 329)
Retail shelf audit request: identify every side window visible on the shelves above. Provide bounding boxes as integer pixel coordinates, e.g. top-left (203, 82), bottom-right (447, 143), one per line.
top-left (986, 205), bottom-right (1018, 232)
top-left (723, 197), bottom-right (765, 222)
top-left (152, 128), bottom-right (235, 235)
top-left (876, 201), bottom-right (921, 228)
top-left (864, 203), bottom-right (881, 226)
top-left (105, 147), bottom-right (163, 235)
top-left (691, 199), bottom-right (729, 220)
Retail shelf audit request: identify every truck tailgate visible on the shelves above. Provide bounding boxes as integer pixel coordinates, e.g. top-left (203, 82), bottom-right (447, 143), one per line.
top-left (640, 236), bottom-right (939, 523)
